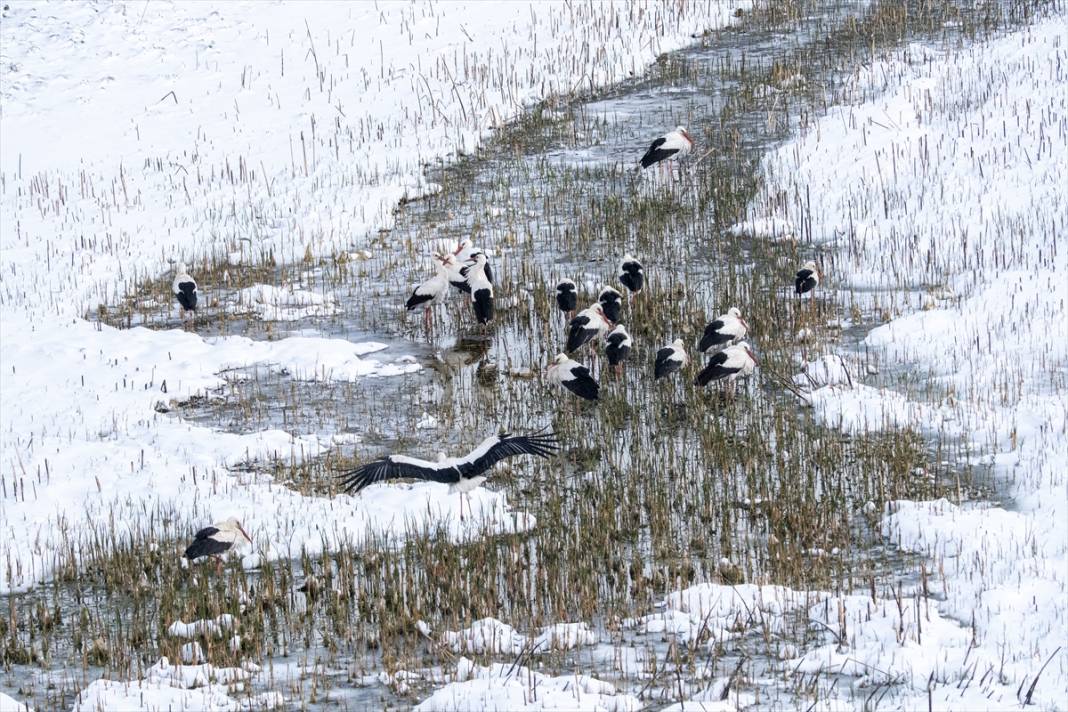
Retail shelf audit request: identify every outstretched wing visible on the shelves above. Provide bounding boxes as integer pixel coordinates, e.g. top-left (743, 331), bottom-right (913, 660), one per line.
top-left (339, 455), bottom-right (457, 493)
top-left (458, 433), bottom-right (559, 478)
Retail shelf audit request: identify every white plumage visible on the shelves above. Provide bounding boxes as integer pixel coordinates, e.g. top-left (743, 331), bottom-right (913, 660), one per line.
top-left (184, 517), bottom-right (252, 564)
top-left (640, 126), bottom-right (694, 169)
top-left (339, 432), bottom-right (559, 494)
top-left (173, 263), bottom-right (198, 323)
top-left (566, 303), bottom-right (612, 353)
top-left (548, 353), bottom-right (599, 401)
top-left (654, 339), bottom-right (690, 380)
top-left (695, 340), bottom-right (758, 387)
top-left (406, 255), bottom-right (454, 329)
top-left (698, 307), bottom-right (749, 353)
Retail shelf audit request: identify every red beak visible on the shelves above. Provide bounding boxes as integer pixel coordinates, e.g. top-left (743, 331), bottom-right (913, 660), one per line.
top-left (746, 348), bottom-right (759, 365)
top-left (740, 318), bottom-right (750, 332)
top-left (237, 523), bottom-right (253, 545)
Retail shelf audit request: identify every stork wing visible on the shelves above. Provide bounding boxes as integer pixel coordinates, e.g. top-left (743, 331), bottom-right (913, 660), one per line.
top-left (458, 433), bottom-right (559, 478)
top-left (484, 261), bottom-right (494, 285)
top-left (338, 454), bottom-right (457, 493)
top-left (192, 526), bottom-right (221, 541)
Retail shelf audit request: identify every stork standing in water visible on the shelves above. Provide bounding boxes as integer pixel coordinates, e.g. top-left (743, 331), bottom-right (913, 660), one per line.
top-left (556, 279), bottom-right (578, 320)
top-left (795, 261), bottom-right (820, 297)
top-left (406, 254), bottom-right (455, 330)
top-left (598, 286), bottom-right (623, 324)
top-left (698, 307), bottom-right (749, 353)
top-left (654, 339), bottom-right (690, 380)
top-left (548, 353), bottom-right (599, 401)
top-left (695, 341), bottom-right (758, 396)
top-left (445, 240), bottom-right (494, 293)
top-left (639, 126), bottom-right (694, 171)
top-left (173, 263), bottom-right (198, 325)
top-left (339, 432), bottom-right (559, 519)
top-left (566, 303), bottom-right (613, 355)
top-left (604, 325), bottom-right (632, 377)
top-left (618, 254), bottom-right (644, 297)
top-left (461, 252), bottom-right (494, 326)
top-left (184, 517), bottom-right (252, 572)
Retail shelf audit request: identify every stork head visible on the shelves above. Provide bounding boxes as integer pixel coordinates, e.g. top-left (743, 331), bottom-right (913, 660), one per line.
top-left (469, 251), bottom-right (488, 266)
top-left (677, 126), bottom-right (693, 144)
top-left (223, 517), bottom-right (253, 545)
top-left (672, 338), bottom-right (685, 349)
top-left (437, 452), bottom-right (449, 463)
top-left (802, 260), bottom-right (819, 273)
top-left (727, 307), bottom-right (741, 318)
top-left (177, 262), bottom-right (188, 276)
top-left (453, 239), bottom-right (472, 256)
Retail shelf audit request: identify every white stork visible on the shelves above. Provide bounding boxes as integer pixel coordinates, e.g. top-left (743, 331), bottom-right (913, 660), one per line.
top-left (406, 254), bottom-right (454, 329)
top-left (173, 263), bottom-right (198, 324)
top-left (698, 307), bottom-right (749, 353)
top-left (604, 325), bottom-right (632, 376)
top-left (339, 432), bottom-right (558, 495)
top-left (556, 279), bottom-right (578, 319)
top-left (598, 286), bottom-right (623, 324)
top-left (184, 517), bottom-right (252, 570)
top-left (566, 303), bottom-right (612, 353)
top-left (548, 353), bottom-right (599, 401)
top-left (639, 126), bottom-right (694, 169)
top-left (619, 254), bottom-right (644, 295)
top-left (795, 261), bottom-right (820, 296)
top-left (654, 339), bottom-right (689, 380)
top-left (461, 252), bottom-right (494, 325)
top-left (447, 240), bottom-right (494, 293)
top-left (695, 341), bottom-right (758, 389)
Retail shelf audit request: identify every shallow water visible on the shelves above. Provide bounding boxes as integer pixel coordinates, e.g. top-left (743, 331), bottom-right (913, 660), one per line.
top-left (4, 1), bottom-right (1027, 709)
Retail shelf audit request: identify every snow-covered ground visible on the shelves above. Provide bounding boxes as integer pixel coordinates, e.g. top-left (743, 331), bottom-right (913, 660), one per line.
top-left (0, 0), bottom-right (749, 595)
top-left (736, 11), bottom-right (1068, 709)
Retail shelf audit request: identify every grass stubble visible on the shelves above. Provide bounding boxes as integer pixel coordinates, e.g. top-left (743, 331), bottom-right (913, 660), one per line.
top-left (3, 0), bottom-right (1052, 708)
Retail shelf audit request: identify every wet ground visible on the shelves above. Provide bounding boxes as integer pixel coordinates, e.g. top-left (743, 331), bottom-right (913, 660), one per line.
top-left (2, 1), bottom-right (1022, 708)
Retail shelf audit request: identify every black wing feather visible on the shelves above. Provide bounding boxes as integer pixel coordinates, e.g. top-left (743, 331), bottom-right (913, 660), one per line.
top-left (459, 433), bottom-right (559, 478)
top-left (566, 315), bottom-right (595, 352)
top-left (338, 456), bottom-right (457, 494)
top-left (695, 351), bottom-right (738, 386)
top-left (192, 526), bottom-right (220, 541)
top-left (185, 538), bottom-right (233, 560)
top-left (698, 320), bottom-right (728, 351)
top-left (654, 347), bottom-right (682, 379)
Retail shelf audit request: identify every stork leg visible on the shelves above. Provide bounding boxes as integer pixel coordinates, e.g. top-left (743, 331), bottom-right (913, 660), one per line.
top-left (424, 306), bottom-right (432, 333)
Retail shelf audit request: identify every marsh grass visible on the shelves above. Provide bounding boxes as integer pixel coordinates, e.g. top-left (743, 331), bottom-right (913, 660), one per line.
top-left (6, 0), bottom-right (1049, 709)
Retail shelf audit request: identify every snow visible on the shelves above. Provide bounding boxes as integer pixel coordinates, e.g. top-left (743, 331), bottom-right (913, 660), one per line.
top-left (414, 657), bottom-right (640, 712)
top-left (0, 0), bottom-right (752, 594)
top-left (167, 614), bottom-right (238, 639)
top-left (71, 657), bottom-right (275, 712)
top-left (742, 11), bottom-right (1068, 709)
top-left (0, 691), bottom-right (33, 712)
top-left (235, 284), bottom-right (341, 322)
top-left (442, 617), bottom-right (597, 655)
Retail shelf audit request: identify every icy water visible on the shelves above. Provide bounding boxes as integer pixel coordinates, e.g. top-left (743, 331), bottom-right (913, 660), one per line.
top-left (4, 1), bottom-right (1024, 709)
